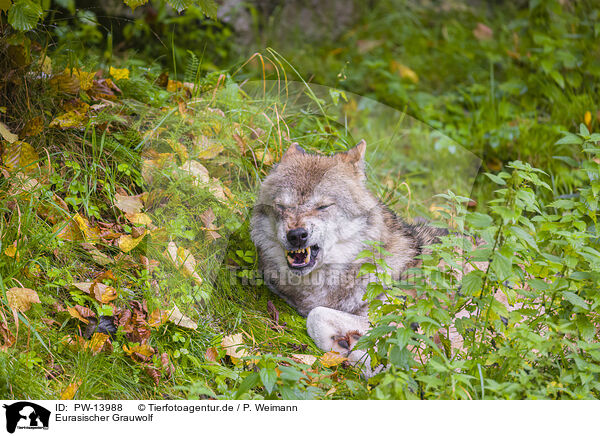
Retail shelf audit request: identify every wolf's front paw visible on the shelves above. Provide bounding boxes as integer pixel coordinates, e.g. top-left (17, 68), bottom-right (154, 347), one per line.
top-left (332, 330), bottom-right (363, 355)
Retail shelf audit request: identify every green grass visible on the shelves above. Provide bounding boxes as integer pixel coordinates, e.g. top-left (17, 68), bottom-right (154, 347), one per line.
top-left (0, 0), bottom-right (599, 399)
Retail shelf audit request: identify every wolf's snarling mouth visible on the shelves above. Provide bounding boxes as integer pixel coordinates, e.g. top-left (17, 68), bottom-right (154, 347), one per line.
top-left (286, 245), bottom-right (320, 269)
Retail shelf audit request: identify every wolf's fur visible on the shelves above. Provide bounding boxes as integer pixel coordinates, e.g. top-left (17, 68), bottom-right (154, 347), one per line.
top-left (250, 141), bottom-right (446, 368)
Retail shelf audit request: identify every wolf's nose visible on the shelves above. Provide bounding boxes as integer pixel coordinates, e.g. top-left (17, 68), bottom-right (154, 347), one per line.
top-left (287, 228), bottom-right (308, 247)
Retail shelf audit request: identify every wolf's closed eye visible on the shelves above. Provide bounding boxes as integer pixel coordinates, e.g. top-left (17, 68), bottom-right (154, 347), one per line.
top-left (316, 204), bottom-right (334, 211)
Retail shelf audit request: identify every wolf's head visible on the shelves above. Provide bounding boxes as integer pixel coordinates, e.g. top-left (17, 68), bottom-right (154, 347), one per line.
top-left (251, 140), bottom-right (381, 276)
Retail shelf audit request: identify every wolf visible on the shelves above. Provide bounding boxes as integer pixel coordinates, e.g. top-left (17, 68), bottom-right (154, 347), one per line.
top-left (250, 140), bottom-right (446, 373)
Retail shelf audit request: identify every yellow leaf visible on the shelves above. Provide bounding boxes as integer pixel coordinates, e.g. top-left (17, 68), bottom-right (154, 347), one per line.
top-left (72, 282), bottom-right (117, 303)
top-left (20, 116), bottom-right (44, 137)
top-left (73, 213), bottom-right (100, 242)
top-left (67, 306), bottom-right (91, 324)
top-left (221, 333), bottom-right (248, 364)
top-left (109, 66), bottom-right (130, 81)
top-left (87, 332), bottom-right (110, 355)
top-left (390, 61), bottom-right (419, 83)
top-left (164, 242), bottom-right (203, 285)
top-left (167, 304), bottom-right (198, 330)
top-left (71, 68), bottom-right (95, 91)
top-left (49, 110), bottom-right (87, 129)
top-left (193, 135), bottom-right (224, 159)
top-left (0, 121), bottom-right (18, 143)
top-left (61, 379), bottom-right (82, 400)
top-left (291, 354), bottom-right (317, 366)
top-left (6, 288), bottom-right (40, 312)
top-left (320, 351), bottom-right (347, 368)
top-left (114, 192), bottom-right (146, 214)
top-left (585, 111), bottom-right (592, 129)
top-left (2, 140), bottom-right (39, 172)
top-left (4, 241), bottom-right (18, 258)
top-left (125, 212), bottom-right (153, 226)
top-left (148, 308), bottom-right (168, 328)
top-left (178, 160), bottom-right (210, 184)
top-left (118, 231), bottom-right (147, 253)
top-left (123, 343), bottom-right (155, 358)
top-left (167, 139), bottom-right (189, 163)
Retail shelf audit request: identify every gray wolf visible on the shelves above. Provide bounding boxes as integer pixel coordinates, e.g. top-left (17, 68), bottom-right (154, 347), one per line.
top-left (250, 141), bottom-right (446, 373)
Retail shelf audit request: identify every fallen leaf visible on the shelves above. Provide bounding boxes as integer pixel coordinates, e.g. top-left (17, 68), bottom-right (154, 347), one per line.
top-left (148, 308), bottom-right (168, 328)
top-left (6, 288), bottom-right (40, 312)
top-left (114, 192), bottom-right (146, 214)
top-left (60, 379), bottom-right (82, 400)
top-left (87, 332), bottom-right (110, 355)
top-left (67, 305), bottom-right (95, 324)
top-left (221, 333), bottom-right (248, 364)
top-left (118, 231), bottom-right (147, 253)
top-left (320, 351), bottom-right (348, 368)
top-left (71, 68), bottom-right (95, 91)
top-left (193, 135), bottom-right (224, 159)
top-left (0, 320), bottom-right (16, 351)
top-left (167, 304), bottom-right (198, 330)
top-left (2, 140), bottom-right (39, 172)
top-left (391, 61), bottom-right (419, 83)
top-left (205, 347), bottom-right (219, 362)
top-left (125, 212), bottom-right (153, 226)
top-left (291, 354), bottom-right (317, 366)
top-left (178, 160), bottom-right (210, 184)
top-left (144, 365), bottom-right (161, 386)
top-left (123, 342), bottom-right (155, 358)
top-left (167, 139), bottom-right (189, 163)
top-left (20, 116), bottom-right (44, 137)
top-left (4, 241), bottom-right (18, 258)
top-left (200, 208), bottom-right (221, 240)
top-left (0, 121), bottom-right (18, 143)
top-left (49, 111), bottom-right (88, 129)
top-left (73, 282), bottom-right (117, 304)
top-left (109, 66), bottom-right (130, 81)
top-left (473, 23), bottom-right (494, 41)
top-left (164, 242), bottom-right (203, 285)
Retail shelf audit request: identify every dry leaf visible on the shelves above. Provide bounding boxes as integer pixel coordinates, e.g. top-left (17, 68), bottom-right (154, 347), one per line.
top-left (87, 332), bottom-right (110, 355)
top-left (0, 321), bottom-right (16, 351)
top-left (73, 282), bottom-right (117, 304)
top-left (0, 121), bottom-right (18, 143)
top-left (205, 347), bottom-right (219, 362)
top-left (71, 68), bottom-right (95, 91)
top-left (118, 231), bottom-right (147, 253)
top-left (20, 116), bottom-right (44, 137)
top-left (193, 135), bottom-right (224, 159)
top-left (167, 304), bottom-right (198, 330)
top-left (123, 342), bottom-right (155, 358)
top-left (473, 23), bottom-right (494, 41)
top-left (4, 241), bottom-right (18, 258)
top-left (291, 354), bottom-right (317, 366)
top-left (114, 193), bottom-right (146, 214)
top-left (320, 351), bottom-right (348, 368)
top-left (200, 208), bottom-right (221, 240)
top-left (60, 379), bottom-right (82, 400)
top-left (164, 242), bottom-right (203, 285)
top-left (125, 212), bottom-right (153, 226)
top-left (391, 61), bottom-right (419, 84)
top-left (2, 140), bottom-right (39, 172)
top-left (67, 305), bottom-right (95, 324)
top-left (148, 308), bottom-right (168, 328)
top-left (178, 160), bottom-right (210, 184)
top-left (6, 288), bottom-right (40, 312)
top-left (49, 111), bottom-right (88, 129)
top-left (221, 333), bottom-right (248, 364)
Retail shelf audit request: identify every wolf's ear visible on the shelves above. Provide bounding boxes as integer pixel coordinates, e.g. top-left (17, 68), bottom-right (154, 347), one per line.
top-left (280, 142), bottom-right (307, 163)
top-left (341, 139), bottom-right (367, 166)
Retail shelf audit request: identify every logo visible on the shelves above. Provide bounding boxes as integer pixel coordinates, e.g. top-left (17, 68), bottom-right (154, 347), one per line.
top-left (3, 402), bottom-right (50, 434)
